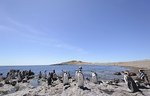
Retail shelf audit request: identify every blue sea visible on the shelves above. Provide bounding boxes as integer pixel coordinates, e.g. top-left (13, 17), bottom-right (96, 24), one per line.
top-left (0, 64), bottom-right (128, 80)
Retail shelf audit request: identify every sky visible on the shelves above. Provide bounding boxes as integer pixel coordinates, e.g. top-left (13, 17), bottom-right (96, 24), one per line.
top-left (0, 0), bottom-right (150, 65)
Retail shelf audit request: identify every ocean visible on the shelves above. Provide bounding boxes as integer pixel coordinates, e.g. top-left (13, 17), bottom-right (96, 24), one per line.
top-left (0, 64), bottom-right (128, 80)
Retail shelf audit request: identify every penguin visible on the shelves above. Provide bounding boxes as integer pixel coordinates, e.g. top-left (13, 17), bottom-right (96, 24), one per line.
top-left (17, 72), bottom-right (23, 82)
top-left (77, 71), bottom-right (84, 88)
top-left (91, 72), bottom-right (98, 84)
top-left (79, 66), bottom-right (82, 72)
top-left (124, 71), bottom-right (139, 93)
top-left (47, 73), bottom-right (52, 86)
top-left (0, 73), bottom-right (3, 82)
top-left (22, 76), bottom-right (28, 83)
top-left (39, 71), bottom-right (42, 79)
top-left (52, 70), bottom-right (57, 81)
top-left (44, 70), bottom-right (47, 79)
top-left (63, 72), bottom-right (69, 86)
top-left (53, 73), bottom-right (57, 81)
top-left (75, 70), bottom-right (78, 82)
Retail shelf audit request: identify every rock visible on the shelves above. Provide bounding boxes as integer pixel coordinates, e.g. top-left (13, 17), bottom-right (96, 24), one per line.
top-left (106, 81), bottom-right (113, 85)
top-left (22, 76), bottom-right (28, 83)
top-left (63, 85), bottom-right (70, 90)
top-left (22, 79), bottom-right (27, 83)
top-left (0, 77), bottom-right (3, 82)
top-left (113, 72), bottom-right (121, 75)
top-left (27, 76), bottom-right (34, 80)
top-left (23, 93), bottom-right (32, 96)
top-left (11, 81), bottom-right (17, 86)
top-left (86, 77), bottom-right (90, 81)
top-left (71, 79), bottom-right (76, 82)
top-left (29, 79), bottom-right (40, 88)
top-left (113, 79), bottom-right (120, 83)
top-left (0, 83), bottom-right (4, 87)
top-left (0, 73), bottom-right (2, 75)
top-left (129, 72), bottom-right (136, 76)
top-left (4, 79), bottom-right (10, 84)
top-left (0, 90), bottom-right (8, 95)
top-left (98, 80), bottom-right (103, 84)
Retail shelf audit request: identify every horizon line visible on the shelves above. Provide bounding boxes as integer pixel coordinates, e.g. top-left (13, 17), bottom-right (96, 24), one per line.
top-left (0, 58), bottom-right (149, 66)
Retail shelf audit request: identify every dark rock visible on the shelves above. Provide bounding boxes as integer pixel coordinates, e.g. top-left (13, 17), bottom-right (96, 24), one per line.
top-left (4, 79), bottom-right (10, 84)
top-left (22, 79), bottom-right (27, 83)
top-left (18, 78), bottom-right (22, 83)
top-left (98, 80), bottom-right (103, 84)
top-left (129, 72), bottom-right (136, 76)
top-left (22, 77), bottom-right (28, 83)
top-left (2, 77), bottom-right (6, 80)
top-left (113, 72), bottom-right (121, 75)
top-left (72, 79), bottom-right (76, 82)
top-left (0, 83), bottom-right (4, 87)
top-left (64, 85), bottom-right (70, 90)
top-left (113, 79), bottom-right (120, 83)
top-left (86, 77), bottom-right (90, 81)
top-left (23, 93), bottom-right (32, 96)
top-left (11, 81), bottom-right (17, 86)
top-left (102, 89), bottom-right (114, 95)
top-left (27, 76), bottom-right (34, 80)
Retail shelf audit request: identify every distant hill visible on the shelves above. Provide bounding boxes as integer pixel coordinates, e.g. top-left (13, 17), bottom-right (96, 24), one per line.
top-left (56, 60), bottom-right (91, 65)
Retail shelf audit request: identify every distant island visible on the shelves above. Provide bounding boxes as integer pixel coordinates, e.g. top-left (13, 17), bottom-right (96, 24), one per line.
top-left (54, 60), bottom-right (92, 65)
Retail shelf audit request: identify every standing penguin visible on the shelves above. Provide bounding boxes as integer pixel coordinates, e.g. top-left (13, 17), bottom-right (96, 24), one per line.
top-left (75, 70), bottom-right (78, 82)
top-left (47, 72), bottom-right (52, 86)
top-left (63, 72), bottom-right (69, 86)
top-left (39, 71), bottom-right (42, 79)
top-left (91, 72), bottom-right (98, 84)
top-left (124, 71), bottom-right (139, 92)
top-left (17, 72), bottom-right (22, 82)
top-left (0, 73), bottom-right (3, 82)
top-left (77, 71), bottom-right (84, 88)
top-left (44, 70), bottom-right (47, 79)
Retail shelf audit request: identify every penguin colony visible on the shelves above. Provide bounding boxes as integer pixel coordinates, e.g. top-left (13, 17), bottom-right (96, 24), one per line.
top-left (62, 67), bottom-right (98, 89)
top-left (1, 67), bottom-right (147, 93)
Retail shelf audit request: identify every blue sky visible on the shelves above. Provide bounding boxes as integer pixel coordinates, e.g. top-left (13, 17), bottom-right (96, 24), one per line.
top-left (0, 0), bottom-right (150, 65)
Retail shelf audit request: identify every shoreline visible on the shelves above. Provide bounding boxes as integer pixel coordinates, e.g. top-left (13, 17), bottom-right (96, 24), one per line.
top-left (0, 63), bottom-right (150, 96)
top-left (112, 63), bottom-right (150, 85)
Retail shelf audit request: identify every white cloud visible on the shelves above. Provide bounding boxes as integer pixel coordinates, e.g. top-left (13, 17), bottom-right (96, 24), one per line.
top-left (0, 17), bottom-right (88, 54)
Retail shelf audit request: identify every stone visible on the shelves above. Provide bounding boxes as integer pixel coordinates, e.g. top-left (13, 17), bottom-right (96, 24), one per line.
top-left (113, 72), bottom-right (121, 75)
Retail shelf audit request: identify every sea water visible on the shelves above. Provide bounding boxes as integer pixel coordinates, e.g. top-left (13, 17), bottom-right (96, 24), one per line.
top-left (0, 64), bottom-right (128, 80)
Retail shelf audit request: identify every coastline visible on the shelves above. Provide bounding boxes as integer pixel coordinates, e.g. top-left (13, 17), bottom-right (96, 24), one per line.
top-left (0, 60), bottom-right (150, 96)
top-left (111, 60), bottom-right (150, 84)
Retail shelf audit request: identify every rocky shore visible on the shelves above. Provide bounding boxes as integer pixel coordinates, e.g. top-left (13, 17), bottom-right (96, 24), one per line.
top-left (0, 68), bottom-right (150, 96)
top-left (112, 59), bottom-right (150, 83)
top-left (0, 78), bottom-right (150, 96)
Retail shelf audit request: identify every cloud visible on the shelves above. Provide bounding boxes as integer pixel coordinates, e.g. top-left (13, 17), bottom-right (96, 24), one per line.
top-left (55, 43), bottom-right (87, 54)
top-left (0, 17), bottom-right (88, 54)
